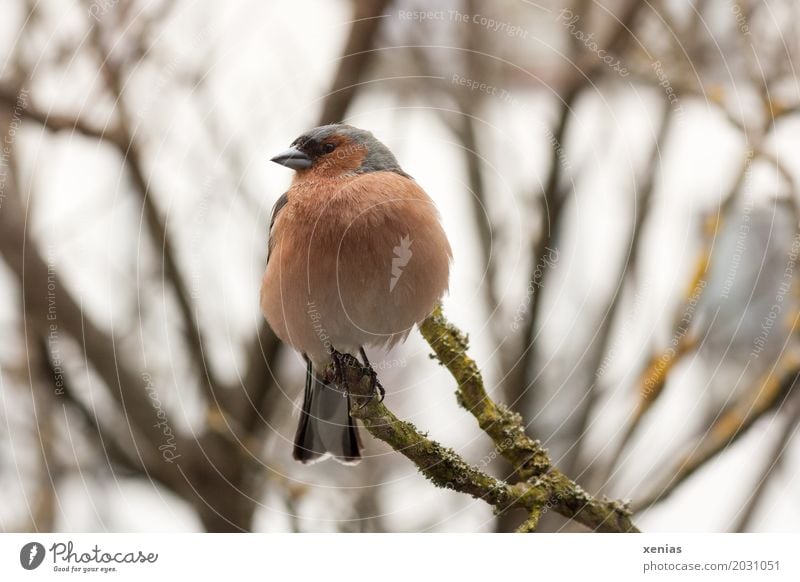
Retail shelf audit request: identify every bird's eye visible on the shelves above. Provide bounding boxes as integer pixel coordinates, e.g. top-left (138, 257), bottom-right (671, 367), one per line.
top-left (323, 143), bottom-right (336, 153)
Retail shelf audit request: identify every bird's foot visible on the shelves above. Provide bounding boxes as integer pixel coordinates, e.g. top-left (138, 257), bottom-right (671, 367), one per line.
top-left (358, 347), bottom-right (385, 404)
top-left (327, 348), bottom-right (385, 408)
top-left (329, 349), bottom-right (361, 393)
top-left (355, 367), bottom-right (385, 410)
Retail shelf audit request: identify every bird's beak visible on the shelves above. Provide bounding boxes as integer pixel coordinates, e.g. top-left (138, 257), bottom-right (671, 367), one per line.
top-left (270, 147), bottom-right (312, 170)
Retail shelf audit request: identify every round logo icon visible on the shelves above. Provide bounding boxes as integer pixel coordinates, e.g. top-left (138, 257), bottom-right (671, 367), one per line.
top-left (20, 542), bottom-right (46, 570)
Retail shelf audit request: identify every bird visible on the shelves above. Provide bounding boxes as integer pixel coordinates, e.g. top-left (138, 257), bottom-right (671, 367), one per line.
top-left (261, 124), bottom-right (452, 464)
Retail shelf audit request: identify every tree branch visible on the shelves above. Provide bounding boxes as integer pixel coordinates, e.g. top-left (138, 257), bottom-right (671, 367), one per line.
top-left (317, 0), bottom-right (393, 124)
top-left (336, 308), bottom-right (640, 532)
top-left (634, 362), bottom-right (800, 512)
top-left (0, 109), bottom-right (182, 492)
top-left (733, 396), bottom-right (800, 532)
top-left (0, 84), bottom-right (124, 146)
top-left (602, 152), bottom-right (754, 480)
top-left (568, 101), bottom-right (674, 479)
top-left (84, 19), bottom-right (224, 405)
top-left (504, 0), bottom-right (648, 424)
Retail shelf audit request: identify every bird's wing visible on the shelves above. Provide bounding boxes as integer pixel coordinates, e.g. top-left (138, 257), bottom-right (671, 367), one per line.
top-left (267, 192), bottom-right (289, 264)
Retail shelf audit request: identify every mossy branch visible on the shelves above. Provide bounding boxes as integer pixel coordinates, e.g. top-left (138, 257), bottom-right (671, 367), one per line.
top-left (343, 370), bottom-right (545, 515)
top-left (419, 308), bottom-right (551, 481)
top-left (336, 307), bottom-right (639, 533)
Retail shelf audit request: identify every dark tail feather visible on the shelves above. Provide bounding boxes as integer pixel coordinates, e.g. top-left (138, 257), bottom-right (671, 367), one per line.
top-left (293, 358), bottom-right (362, 464)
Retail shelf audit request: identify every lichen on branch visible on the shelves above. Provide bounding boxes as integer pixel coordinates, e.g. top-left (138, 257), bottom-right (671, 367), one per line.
top-left (333, 307), bottom-right (640, 533)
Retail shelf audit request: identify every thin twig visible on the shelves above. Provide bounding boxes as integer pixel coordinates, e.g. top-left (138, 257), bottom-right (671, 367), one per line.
top-left (84, 19), bottom-right (223, 404)
top-left (0, 84), bottom-right (125, 146)
top-left (634, 363), bottom-right (800, 512)
top-left (568, 101), bottom-right (674, 478)
top-left (317, 0), bottom-right (393, 125)
top-left (732, 395), bottom-right (800, 531)
top-left (504, 0), bottom-right (647, 426)
top-left (602, 152), bottom-right (753, 479)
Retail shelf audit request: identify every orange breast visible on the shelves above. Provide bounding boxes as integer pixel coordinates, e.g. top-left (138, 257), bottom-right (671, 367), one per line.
top-left (261, 171), bottom-right (451, 362)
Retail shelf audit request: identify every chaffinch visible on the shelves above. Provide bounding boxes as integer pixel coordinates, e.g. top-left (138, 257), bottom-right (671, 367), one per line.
top-left (262, 124), bottom-right (451, 464)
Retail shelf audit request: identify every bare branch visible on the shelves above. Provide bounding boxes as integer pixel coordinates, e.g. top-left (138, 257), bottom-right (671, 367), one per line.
top-left (733, 396), bottom-right (800, 531)
top-left (83, 19), bottom-right (224, 405)
top-left (0, 84), bottom-right (124, 146)
top-left (344, 307), bottom-right (641, 533)
top-left (568, 101), bottom-right (674, 478)
top-left (602, 152), bottom-right (754, 479)
top-left (0, 109), bottom-right (181, 491)
top-left (634, 362), bottom-right (800, 511)
top-left (317, 0), bottom-right (393, 124)
top-left (504, 0), bottom-right (649, 427)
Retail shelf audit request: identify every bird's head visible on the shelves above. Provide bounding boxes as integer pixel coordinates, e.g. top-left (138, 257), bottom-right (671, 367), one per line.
top-left (270, 124), bottom-right (405, 178)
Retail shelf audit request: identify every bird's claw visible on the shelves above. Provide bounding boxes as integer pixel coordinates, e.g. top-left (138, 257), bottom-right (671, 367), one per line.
top-left (329, 349), bottom-right (360, 391)
top-left (328, 348), bottom-right (385, 408)
top-left (355, 367), bottom-right (385, 409)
